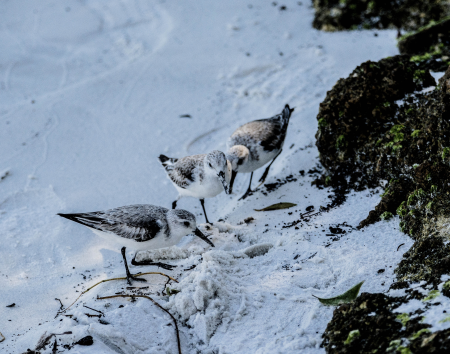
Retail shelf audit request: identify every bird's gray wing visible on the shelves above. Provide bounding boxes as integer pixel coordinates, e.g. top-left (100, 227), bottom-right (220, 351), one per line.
top-left (229, 119), bottom-right (284, 158)
top-left (167, 154), bottom-right (205, 189)
top-left (255, 118), bottom-right (286, 152)
top-left (230, 105), bottom-right (293, 153)
top-left (59, 205), bottom-right (167, 242)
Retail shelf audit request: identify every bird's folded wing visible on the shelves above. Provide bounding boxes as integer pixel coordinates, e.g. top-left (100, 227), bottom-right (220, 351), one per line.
top-left (168, 156), bottom-right (203, 188)
top-left (61, 205), bottom-right (165, 242)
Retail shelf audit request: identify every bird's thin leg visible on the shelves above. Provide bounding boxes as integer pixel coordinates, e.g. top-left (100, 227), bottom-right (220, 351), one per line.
top-left (172, 195), bottom-right (181, 209)
top-left (256, 149), bottom-right (283, 188)
top-left (131, 257), bottom-right (176, 270)
top-left (121, 247), bottom-right (147, 285)
top-left (238, 172), bottom-right (254, 201)
top-left (199, 199), bottom-right (211, 224)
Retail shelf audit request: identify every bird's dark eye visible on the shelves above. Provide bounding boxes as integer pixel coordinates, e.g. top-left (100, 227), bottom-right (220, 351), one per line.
top-left (184, 221), bottom-right (190, 227)
top-left (209, 163), bottom-right (213, 168)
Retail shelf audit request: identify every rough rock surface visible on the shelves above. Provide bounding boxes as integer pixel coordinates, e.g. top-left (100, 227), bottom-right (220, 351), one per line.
top-left (398, 18), bottom-right (450, 72)
top-left (322, 293), bottom-right (426, 353)
top-left (315, 55), bottom-right (435, 190)
top-left (317, 60), bottom-right (450, 352)
top-left (312, 0), bottom-right (450, 32)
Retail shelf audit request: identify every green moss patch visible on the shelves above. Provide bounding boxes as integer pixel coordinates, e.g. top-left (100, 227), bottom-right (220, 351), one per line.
top-left (317, 58), bottom-right (450, 353)
top-left (312, 0), bottom-right (450, 32)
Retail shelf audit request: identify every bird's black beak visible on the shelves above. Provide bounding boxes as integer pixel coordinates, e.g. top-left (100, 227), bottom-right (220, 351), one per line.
top-left (218, 171), bottom-right (230, 195)
top-left (229, 170), bottom-right (237, 194)
top-left (194, 228), bottom-right (215, 247)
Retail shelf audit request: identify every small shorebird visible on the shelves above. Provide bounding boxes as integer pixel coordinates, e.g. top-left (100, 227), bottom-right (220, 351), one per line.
top-left (159, 150), bottom-right (231, 224)
top-left (58, 205), bottom-right (213, 285)
top-left (226, 104), bottom-right (294, 199)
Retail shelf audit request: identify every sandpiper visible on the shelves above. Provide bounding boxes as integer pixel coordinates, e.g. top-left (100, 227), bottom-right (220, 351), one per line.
top-left (226, 104), bottom-right (294, 199)
top-left (58, 205), bottom-right (213, 285)
top-left (159, 150), bottom-right (231, 224)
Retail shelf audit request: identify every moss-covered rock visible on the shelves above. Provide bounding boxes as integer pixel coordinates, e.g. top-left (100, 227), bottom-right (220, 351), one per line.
top-left (321, 293), bottom-right (429, 353)
top-left (398, 18), bottom-right (450, 55)
top-left (409, 328), bottom-right (450, 353)
top-left (358, 178), bottom-right (413, 229)
top-left (315, 55), bottom-right (435, 190)
top-left (398, 18), bottom-right (450, 72)
top-left (321, 288), bottom-right (450, 353)
top-left (317, 61), bottom-right (450, 353)
top-left (312, 0), bottom-right (450, 32)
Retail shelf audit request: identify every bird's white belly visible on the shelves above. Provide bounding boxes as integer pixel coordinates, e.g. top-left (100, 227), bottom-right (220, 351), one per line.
top-left (239, 148), bottom-right (280, 173)
top-left (177, 175), bottom-right (223, 199)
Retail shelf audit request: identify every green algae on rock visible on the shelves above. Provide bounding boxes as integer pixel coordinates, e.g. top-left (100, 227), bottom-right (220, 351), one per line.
top-left (321, 292), bottom-right (430, 353)
top-left (317, 59), bottom-right (450, 353)
top-left (312, 0), bottom-right (450, 32)
top-left (315, 55), bottom-right (435, 191)
top-left (398, 18), bottom-right (450, 72)
top-left (316, 61), bottom-right (450, 284)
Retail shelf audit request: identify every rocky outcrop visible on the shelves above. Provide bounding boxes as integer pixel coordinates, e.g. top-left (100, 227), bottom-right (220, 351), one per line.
top-left (312, 0), bottom-right (450, 32)
top-left (398, 18), bottom-right (450, 72)
top-left (316, 59), bottom-right (450, 352)
top-left (315, 55), bottom-right (435, 190)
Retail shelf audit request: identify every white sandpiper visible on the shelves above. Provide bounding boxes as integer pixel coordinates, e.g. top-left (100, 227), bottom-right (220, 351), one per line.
top-left (158, 150), bottom-right (231, 224)
top-left (58, 205), bottom-right (213, 285)
top-left (226, 104), bottom-right (294, 199)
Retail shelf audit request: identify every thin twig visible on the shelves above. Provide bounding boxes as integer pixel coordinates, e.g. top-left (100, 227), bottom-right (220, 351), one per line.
top-left (127, 286), bottom-right (149, 290)
top-left (300, 252), bottom-right (318, 263)
top-left (35, 332), bottom-right (72, 350)
top-left (63, 313), bottom-right (100, 318)
top-left (97, 294), bottom-right (181, 354)
top-left (58, 272), bottom-right (178, 315)
top-left (55, 298), bottom-right (64, 311)
top-left (397, 243), bottom-right (405, 251)
top-left (0, 332), bottom-right (5, 343)
top-left (83, 305), bottom-right (104, 316)
top-left (86, 314), bottom-right (102, 318)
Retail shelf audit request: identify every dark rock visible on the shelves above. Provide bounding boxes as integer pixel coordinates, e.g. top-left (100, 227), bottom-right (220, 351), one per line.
top-left (329, 226), bottom-right (345, 234)
top-left (322, 293), bottom-right (406, 352)
top-left (316, 55), bottom-right (450, 352)
top-left (390, 281), bottom-right (409, 290)
top-left (316, 57), bottom-right (450, 286)
top-left (396, 236), bottom-right (450, 286)
top-left (398, 18), bottom-right (450, 55)
top-left (397, 18), bottom-right (450, 72)
top-left (75, 336), bottom-right (93, 346)
top-left (321, 292), bottom-right (439, 353)
top-left (316, 55), bottom-right (435, 191)
top-left (439, 64), bottom-right (450, 94)
top-left (358, 178), bottom-right (413, 229)
top-left (312, 0), bottom-right (450, 32)
top-left (409, 329), bottom-right (450, 353)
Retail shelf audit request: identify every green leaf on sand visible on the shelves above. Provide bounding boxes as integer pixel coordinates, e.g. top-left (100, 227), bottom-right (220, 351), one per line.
top-left (254, 202), bottom-right (297, 212)
top-left (166, 287), bottom-right (180, 296)
top-left (313, 281), bottom-right (364, 306)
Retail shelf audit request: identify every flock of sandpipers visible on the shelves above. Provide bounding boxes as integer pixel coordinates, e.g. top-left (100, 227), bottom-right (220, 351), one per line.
top-left (59, 104), bottom-right (294, 284)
